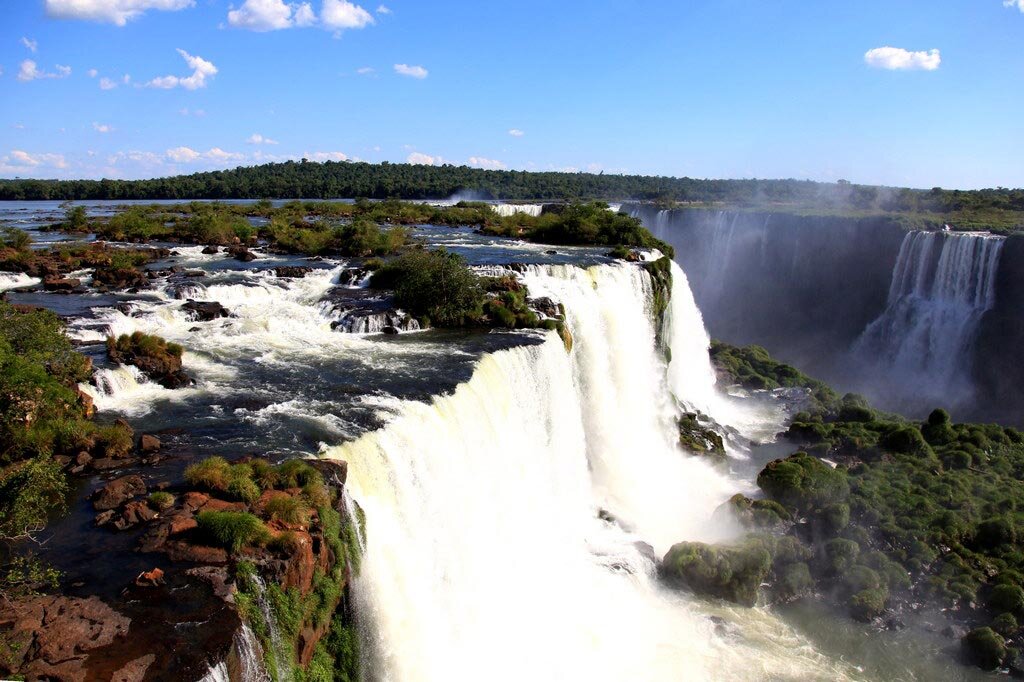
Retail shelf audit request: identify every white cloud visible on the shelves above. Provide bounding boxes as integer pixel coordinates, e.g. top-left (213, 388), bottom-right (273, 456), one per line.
top-left (166, 146), bottom-right (201, 162)
top-left (88, 68), bottom-right (98, 78)
top-left (147, 49), bottom-right (217, 89)
top-left (93, 122), bottom-right (113, 133)
top-left (99, 77), bottom-right (118, 90)
top-left (321, 0), bottom-right (374, 30)
top-left (294, 2), bottom-right (316, 25)
top-left (3, 150), bottom-right (68, 169)
top-left (247, 133), bottom-right (279, 145)
top-left (864, 47), bottom-right (941, 71)
top-left (21, 37), bottom-right (38, 53)
top-left (44, 0), bottom-right (195, 26)
top-left (1005, 1), bottom-right (1024, 12)
top-left (356, 66), bottom-right (375, 75)
top-left (17, 60), bottom-right (72, 82)
top-left (305, 151), bottom-right (348, 162)
top-left (394, 63), bottom-right (428, 79)
top-left (468, 157), bottom-right (506, 170)
top-left (376, 4), bottom-right (390, 14)
top-left (508, 129), bottom-right (524, 137)
top-left (166, 146), bottom-right (243, 163)
top-left (228, 0), bottom-right (314, 31)
top-left (407, 152), bottom-right (439, 165)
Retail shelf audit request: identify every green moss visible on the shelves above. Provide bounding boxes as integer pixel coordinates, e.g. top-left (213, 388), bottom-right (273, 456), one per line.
top-left (756, 451), bottom-right (849, 512)
top-left (677, 412), bottom-right (725, 458)
top-left (184, 456), bottom-right (231, 491)
top-left (989, 584), bottom-right (1024, 615)
top-left (660, 539), bottom-right (772, 607)
top-left (147, 491), bottom-right (174, 510)
top-left (776, 562), bottom-right (814, 601)
top-left (962, 627), bottom-right (1007, 671)
top-left (848, 587), bottom-right (888, 622)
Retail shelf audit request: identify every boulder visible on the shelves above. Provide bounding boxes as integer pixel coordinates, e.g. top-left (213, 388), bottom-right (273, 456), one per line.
top-left (164, 541), bottom-right (228, 564)
top-left (228, 246), bottom-right (256, 262)
top-left (112, 500), bottom-right (157, 530)
top-left (93, 266), bottom-right (147, 291)
top-left (0, 595), bottom-right (130, 681)
top-left (201, 245), bottom-right (219, 254)
top-left (182, 301), bottom-right (230, 321)
top-left (75, 388), bottom-right (95, 418)
top-left (135, 568), bottom-right (165, 587)
top-left (90, 457), bottom-right (124, 471)
top-left (42, 276), bottom-right (81, 292)
top-left (139, 434), bottom-right (161, 453)
top-left (275, 266), bottom-right (313, 278)
top-left (659, 540), bottom-right (772, 607)
top-left (93, 475), bottom-right (147, 511)
top-left (110, 654), bottom-right (156, 682)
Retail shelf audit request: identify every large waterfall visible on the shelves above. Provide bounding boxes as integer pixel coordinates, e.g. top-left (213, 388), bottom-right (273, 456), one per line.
top-left (323, 261), bottom-right (851, 681)
top-left (853, 231), bottom-right (1005, 409)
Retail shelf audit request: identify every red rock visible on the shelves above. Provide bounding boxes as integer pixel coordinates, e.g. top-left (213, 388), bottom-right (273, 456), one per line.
top-left (90, 458), bottom-right (123, 471)
top-left (182, 491), bottom-right (210, 511)
top-left (75, 388), bottom-right (95, 418)
top-left (135, 568), bottom-right (165, 587)
top-left (74, 451), bottom-right (92, 467)
top-left (169, 516), bottom-right (198, 536)
top-left (200, 498), bottom-right (245, 513)
top-left (164, 541), bottom-right (228, 564)
top-left (139, 434), bottom-right (161, 453)
top-left (0, 595), bottom-right (130, 681)
top-left (111, 654), bottom-right (155, 682)
top-left (93, 475), bottom-right (146, 511)
top-left (113, 500), bottom-right (157, 530)
top-left (42, 276), bottom-right (81, 292)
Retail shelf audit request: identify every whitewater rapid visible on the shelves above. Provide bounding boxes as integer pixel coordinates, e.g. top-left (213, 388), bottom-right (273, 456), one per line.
top-left (325, 261), bottom-right (852, 681)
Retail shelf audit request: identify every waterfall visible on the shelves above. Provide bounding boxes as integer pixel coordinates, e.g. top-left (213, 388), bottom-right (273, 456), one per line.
top-left (323, 261), bottom-right (849, 681)
top-left (853, 231), bottom-right (1004, 407)
top-left (490, 203), bottom-right (544, 217)
top-left (0, 272), bottom-right (39, 292)
top-left (197, 624), bottom-right (271, 682)
top-left (249, 574), bottom-right (291, 682)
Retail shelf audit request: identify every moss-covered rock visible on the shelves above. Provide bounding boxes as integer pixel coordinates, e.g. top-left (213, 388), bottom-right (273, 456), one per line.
top-left (848, 587), bottom-right (888, 622)
top-left (721, 494), bottom-right (792, 530)
top-left (962, 627), bottom-right (1007, 671)
top-left (677, 412), bottom-right (725, 459)
top-left (659, 540), bottom-right (771, 607)
top-left (756, 451), bottom-right (849, 512)
top-left (106, 332), bottom-right (190, 389)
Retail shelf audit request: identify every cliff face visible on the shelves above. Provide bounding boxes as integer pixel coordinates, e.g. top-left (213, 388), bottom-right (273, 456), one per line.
top-left (627, 206), bottom-right (907, 378)
top-left (975, 234), bottom-right (1024, 425)
top-left (628, 206), bottom-right (1023, 425)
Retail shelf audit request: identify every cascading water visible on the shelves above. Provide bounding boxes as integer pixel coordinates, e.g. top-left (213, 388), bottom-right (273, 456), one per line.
top-left (198, 624), bottom-right (271, 682)
top-left (490, 203), bottom-right (545, 217)
top-left (323, 261), bottom-right (853, 681)
top-left (0, 272), bottom-right (39, 292)
top-left (853, 231), bottom-right (1004, 409)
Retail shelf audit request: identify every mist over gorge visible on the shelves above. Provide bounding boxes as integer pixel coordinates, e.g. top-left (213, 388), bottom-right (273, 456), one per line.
top-left (627, 205), bottom-right (1024, 426)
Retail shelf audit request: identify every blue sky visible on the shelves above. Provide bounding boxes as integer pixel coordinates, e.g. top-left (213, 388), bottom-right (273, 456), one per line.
top-left (1, 0), bottom-right (1022, 189)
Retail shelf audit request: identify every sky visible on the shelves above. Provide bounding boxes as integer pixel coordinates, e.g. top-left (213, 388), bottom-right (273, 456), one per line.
top-left (0, 0), bottom-right (1022, 190)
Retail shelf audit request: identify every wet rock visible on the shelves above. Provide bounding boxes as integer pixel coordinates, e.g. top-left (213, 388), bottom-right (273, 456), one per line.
top-left (529, 296), bottom-right (562, 319)
top-left (113, 500), bottom-right (157, 530)
top-left (111, 654), bottom-right (156, 682)
top-left (75, 388), bottom-right (95, 418)
top-left (185, 566), bottom-right (233, 600)
top-left (201, 245), bottom-right (219, 254)
top-left (169, 516), bottom-right (198, 536)
top-left (90, 457), bottom-right (124, 471)
top-left (107, 333), bottom-right (191, 389)
top-left (93, 474), bottom-right (147, 511)
top-left (275, 266), bottom-right (313, 278)
top-left (42, 276), bottom-right (81, 292)
top-left (339, 267), bottom-right (369, 286)
top-left (228, 245), bottom-right (256, 262)
top-left (74, 451), bottom-right (92, 467)
top-left (182, 300), bottom-right (230, 321)
top-left (0, 595), bottom-right (130, 681)
top-left (182, 491), bottom-right (210, 512)
top-left (94, 509), bottom-right (116, 526)
top-left (139, 434), bottom-right (161, 453)
top-left (93, 266), bottom-right (148, 291)
top-left (183, 270), bottom-right (206, 278)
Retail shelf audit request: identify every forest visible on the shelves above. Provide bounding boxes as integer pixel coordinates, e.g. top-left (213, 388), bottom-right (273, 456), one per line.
top-left (1, 160), bottom-right (1023, 230)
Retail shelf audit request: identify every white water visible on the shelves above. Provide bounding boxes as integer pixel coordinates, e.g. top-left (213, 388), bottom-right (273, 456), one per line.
top-left (197, 624), bottom-right (270, 682)
top-left (853, 231), bottom-right (1004, 406)
top-left (0, 271), bottom-right (39, 292)
top-left (325, 262), bottom-right (852, 681)
top-left (490, 203), bottom-right (545, 217)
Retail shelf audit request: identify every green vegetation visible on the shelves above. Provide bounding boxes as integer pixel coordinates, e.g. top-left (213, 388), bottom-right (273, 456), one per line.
top-left (690, 340), bottom-right (1024, 672)
top-left (369, 249), bottom-right (483, 327)
top-left (107, 331), bottom-right (188, 388)
top-left (660, 539), bottom-right (772, 607)
top-left (710, 341), bottom-right (838, 411)
top-left (3, 160), bottom-right (1021, 231)
top-left (677, 412), bottom-right (725, 459)
top-left (196, 510), bottom-right (270, 552)
top-left (147, 491), bottom-right (174, 511)
top-left (0, 302), bottom-right (95, 540)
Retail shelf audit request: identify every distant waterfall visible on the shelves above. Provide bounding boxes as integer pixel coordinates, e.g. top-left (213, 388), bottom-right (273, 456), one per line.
top-left (853, 231), bottom-right (1004, 408)
top-left (323, 262), bottom-right (849, 681)
top-left (491, 203), bottom-right (544, 217)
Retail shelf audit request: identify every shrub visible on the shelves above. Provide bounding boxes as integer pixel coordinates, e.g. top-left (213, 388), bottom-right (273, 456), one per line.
top-left (147, 491), bottom-right (174, 511)
top-left (228, 475), bottom-right (261, 504)
top-left (820, 538), bottom-right (860, 576)
top-left (264, 495), bottom-right (311, 525)
top-left (975, 517), bottom-right (1017, 550)
top-left (992, 612), bottom-right (1019, 637)
top-left (776, 562), bottom-right (814, 601)
top-left (185, 456), bottom-right (231, 491)
top-left (196, 511), bottom-right (269, 552)
top-left (879, 426), bottom-right (933, 458)
top-left (0, 457), bottom-right (67, 539)
top-left (276, 459), bottom-right (322, 488)
top-left (370, 249), bottom-right (484, 327)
